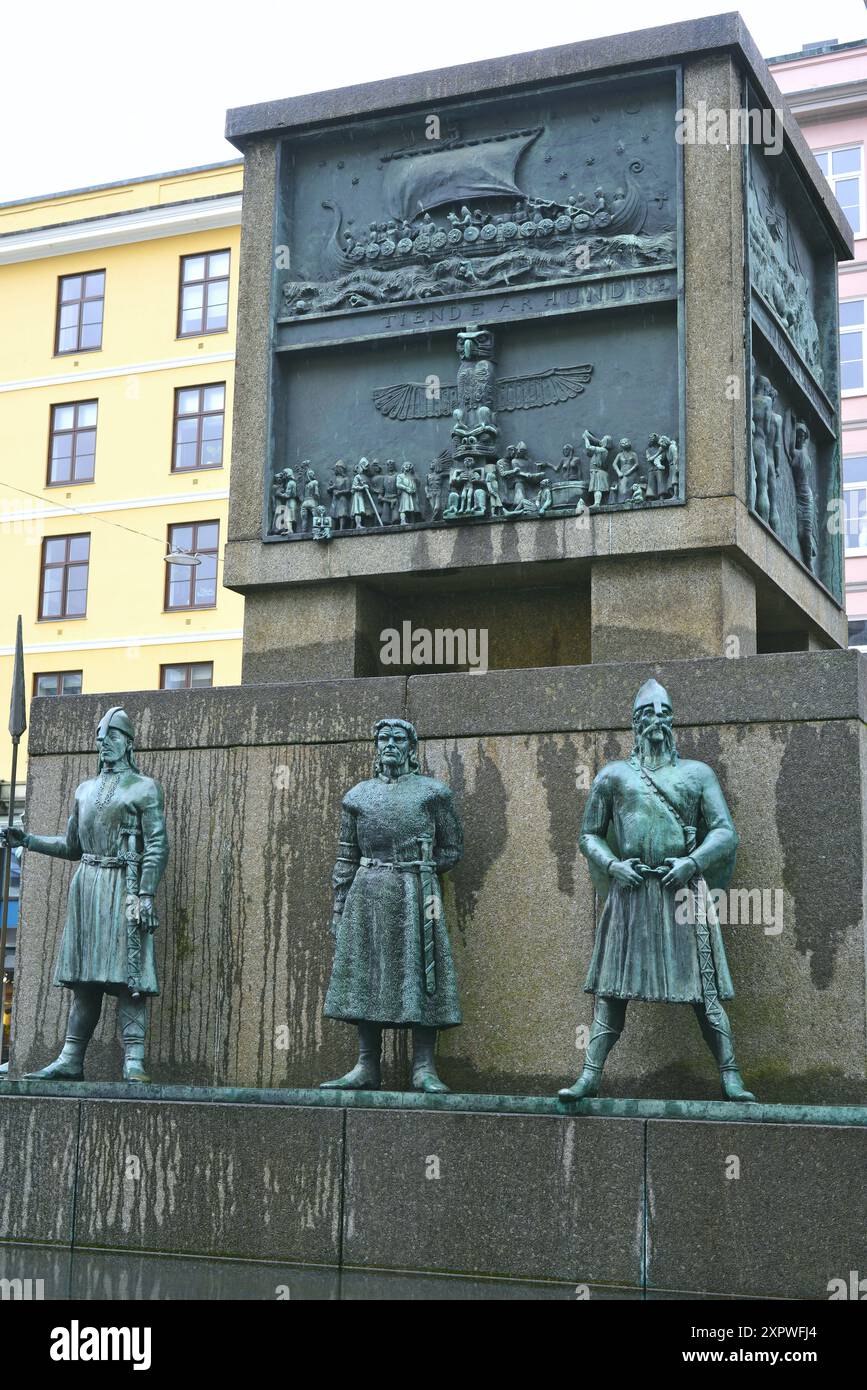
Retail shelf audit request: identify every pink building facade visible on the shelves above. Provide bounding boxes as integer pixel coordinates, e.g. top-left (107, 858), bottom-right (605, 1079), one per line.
top-left (771, 39), bottom-right (867, 648)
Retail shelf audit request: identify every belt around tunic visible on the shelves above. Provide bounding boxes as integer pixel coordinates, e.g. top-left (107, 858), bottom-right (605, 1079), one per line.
top-left (80, 853), bottom-right (126, 868)
top-left (358, 856), bottom-right (424, 871)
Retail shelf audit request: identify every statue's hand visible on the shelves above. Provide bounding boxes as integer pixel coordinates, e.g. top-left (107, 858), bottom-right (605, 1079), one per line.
top-left (0, 822), bottom-right (26, 850)
top-left (661, 856), bottom-right (697, 889)
top-left (138, 894), bottom-right (158, 931)
top-left (608, 858), bottom-right (644, 887)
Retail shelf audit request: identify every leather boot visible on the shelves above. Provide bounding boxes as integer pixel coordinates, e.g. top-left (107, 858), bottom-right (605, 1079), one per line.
top-left (118, 989), bottom-right (150, 1083)
top-left (25, 984), bottom-right (102, 1081)
top-left (693, 1002), bottom-right (756, 1102)
top-left (411, 1025), bottom-right (449, 1094)
top-left (320, 1022), bottom-right (382, 1090)
top-left (559, 997), bottom-right (627, 1100)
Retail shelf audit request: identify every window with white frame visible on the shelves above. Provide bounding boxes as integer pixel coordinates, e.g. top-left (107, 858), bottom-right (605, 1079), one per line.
top-left (840, 299), bottom-right (865, 392)
top-left (814, 146), bottom-right (863, 234)
top-left (844, 456), bottom-right (867, 554)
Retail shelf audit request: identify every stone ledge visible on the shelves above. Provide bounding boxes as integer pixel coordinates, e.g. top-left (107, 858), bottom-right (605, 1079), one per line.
top-left (26, 677), bottom-right (408, 757)
top-left (3, 1081), bottom-right (866, 1127)
top-left (224, 495), bottom-right (846, 646)
top-left (22, 651), bottom-right (867, 757)
top-left (407, 650), bottom-right (867, 737)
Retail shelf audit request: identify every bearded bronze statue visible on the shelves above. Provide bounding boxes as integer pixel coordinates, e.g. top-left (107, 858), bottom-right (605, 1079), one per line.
top-left (559, 679), bottom-right (755, 1103)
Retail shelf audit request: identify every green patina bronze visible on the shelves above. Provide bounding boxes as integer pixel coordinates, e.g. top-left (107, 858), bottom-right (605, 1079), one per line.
top-left (0, 707), bottom-right (168, 1083)
top-left (320, 718), bottom-right (463, 1094)
top-left (559, 678), bottom-right (756, 1104)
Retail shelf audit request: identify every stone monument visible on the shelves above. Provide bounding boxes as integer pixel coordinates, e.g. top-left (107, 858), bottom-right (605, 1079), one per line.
top-left (3, 16), bottom-right (866, 1298)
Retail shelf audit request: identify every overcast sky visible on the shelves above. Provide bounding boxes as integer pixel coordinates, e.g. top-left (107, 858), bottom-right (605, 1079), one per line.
top-left (3, 0), bottom-right (866, 204)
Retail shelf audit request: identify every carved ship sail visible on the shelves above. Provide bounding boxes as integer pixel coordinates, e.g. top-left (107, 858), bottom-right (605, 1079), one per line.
top-left (321, 131), bottom-right (649, 275)
top-left (383, 128), bottom-right (541, 221)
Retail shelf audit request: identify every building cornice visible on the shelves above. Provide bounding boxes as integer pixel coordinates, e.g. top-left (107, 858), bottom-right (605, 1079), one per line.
top-left (782, 78), bottom-right (867, 124)
top-left (0, 192), bottom-right (242, 266)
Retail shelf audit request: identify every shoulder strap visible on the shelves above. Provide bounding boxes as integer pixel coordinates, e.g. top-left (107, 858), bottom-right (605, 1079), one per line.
top-left (636, 764), bottom-right (697, 856)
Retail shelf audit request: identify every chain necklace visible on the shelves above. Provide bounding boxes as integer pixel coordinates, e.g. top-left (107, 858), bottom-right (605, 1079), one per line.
top-left (94, 766), bottom-right (121, 810)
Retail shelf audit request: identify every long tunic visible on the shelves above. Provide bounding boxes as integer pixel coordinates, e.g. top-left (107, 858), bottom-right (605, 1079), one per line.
top-left (28, 769), bottom-right (168, 995)
top-left (579, 757), bottom-right (736, 1003)
top-left (324, 772), bottom-right (463, 1028)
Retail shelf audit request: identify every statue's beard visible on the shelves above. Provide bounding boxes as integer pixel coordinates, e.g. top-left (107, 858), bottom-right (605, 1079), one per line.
top-left (636, 722), bottom-right (677, 767)
top-left (376, 752), bottom-right (408, 779)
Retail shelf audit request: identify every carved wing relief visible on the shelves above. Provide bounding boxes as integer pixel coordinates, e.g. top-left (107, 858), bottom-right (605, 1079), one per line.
top-left (371, 382), bottom-right (459, 421)
top-left (372, 365), bottom-right (593, 420)
top-left (495, 364), bottom-right (593, 411)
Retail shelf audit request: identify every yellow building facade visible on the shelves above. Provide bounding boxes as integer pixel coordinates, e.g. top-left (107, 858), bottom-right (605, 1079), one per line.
top-left (0, 160), bottom-right (245, 783)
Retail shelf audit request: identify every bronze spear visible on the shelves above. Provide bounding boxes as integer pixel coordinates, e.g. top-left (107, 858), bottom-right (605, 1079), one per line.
top-left (1, 617), bottom-right (26, 1066)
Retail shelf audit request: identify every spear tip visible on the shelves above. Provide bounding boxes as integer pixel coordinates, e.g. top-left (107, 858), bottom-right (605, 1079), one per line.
top-left (8, 615), bottom-right (26, 741)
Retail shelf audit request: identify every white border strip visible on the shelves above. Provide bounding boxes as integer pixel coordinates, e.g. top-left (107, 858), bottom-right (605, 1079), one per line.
top-left (0, 490), bottom-right (230, 523)
top-left (0, 351), bottom-right (234, 394)
top-left (0, 629), bottom-right (243, 657)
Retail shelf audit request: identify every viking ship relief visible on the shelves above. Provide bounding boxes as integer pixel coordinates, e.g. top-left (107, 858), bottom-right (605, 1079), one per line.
top-left (280, 120), bottom-right (676, 320)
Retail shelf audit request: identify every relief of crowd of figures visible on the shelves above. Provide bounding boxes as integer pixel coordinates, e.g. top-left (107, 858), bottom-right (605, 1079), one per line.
top-left (270, 430), bottom-right (679, 539)
top-left (750, 365), bottom-right (818, 576)
top-left (270, 324), bottom-right (679, 539)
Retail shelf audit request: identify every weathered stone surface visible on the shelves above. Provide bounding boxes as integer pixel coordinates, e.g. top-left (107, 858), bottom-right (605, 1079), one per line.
top-left (423, 733), bottom-right (596, 1094)
top-left (683, 55), bottom-right (746, 509)
top-left (241, 582), bottom-right (393, 683)
top-left (341, 1268), bottom-right (637, 1299)
top-left (0, 1241), bottom-right (73, 1298)
top-left (74, 1100), bottom-right (343, 1262)
top-left (0, 1097), bottom-right (78, 1244)
top-left (228, 138), bottom-right (279, 546)
top-left (70, 1249), bottom-right (338, 1300)
top-left (1, 1088), bottom-right (864, 1291)
top-left (647, 1119), bottom-right (867, 1297)
top-left (342, 1109), bottom-right (644, 1282)
top-left (590, 553), bottom-right (757, 662)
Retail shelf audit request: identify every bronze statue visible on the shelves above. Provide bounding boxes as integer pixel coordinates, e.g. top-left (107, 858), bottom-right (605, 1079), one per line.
top-left (583, 429), bottom-right (612, 507)
top-left (321, 718), bottom-right (463, 1093)
top-left (751, 375), bottom-right (782, 533)
top-left (559, 679), bottom-right (755, 1103)
top-left (611, 438), bottom-right (639, 501)
top-left (1, 707), bottom-right (168, 1083)
top-left (327, 460), bottom-right (352, 531)
top-left (790, 420), bottom-right (817, 574)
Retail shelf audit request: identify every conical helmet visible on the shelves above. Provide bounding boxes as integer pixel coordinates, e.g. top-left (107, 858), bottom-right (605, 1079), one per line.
top-left (96, 706), bottom-right (134, 741)
top-left (632, 679), bottom-right (672, 717)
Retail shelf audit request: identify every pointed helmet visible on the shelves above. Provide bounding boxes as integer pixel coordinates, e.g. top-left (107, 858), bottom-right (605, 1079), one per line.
top-left (96, 706), bottom-right (135, 741)
top-left (632, 679), bottom-right (672, 718)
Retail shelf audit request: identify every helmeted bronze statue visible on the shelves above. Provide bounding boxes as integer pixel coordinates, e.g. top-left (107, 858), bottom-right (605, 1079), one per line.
top-left (1, 707), bottom-right (168, 1083)
top-left (320, 718), bottom-right (463, 1093)
top-left (559, 679), bottom-right (755, 1103)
